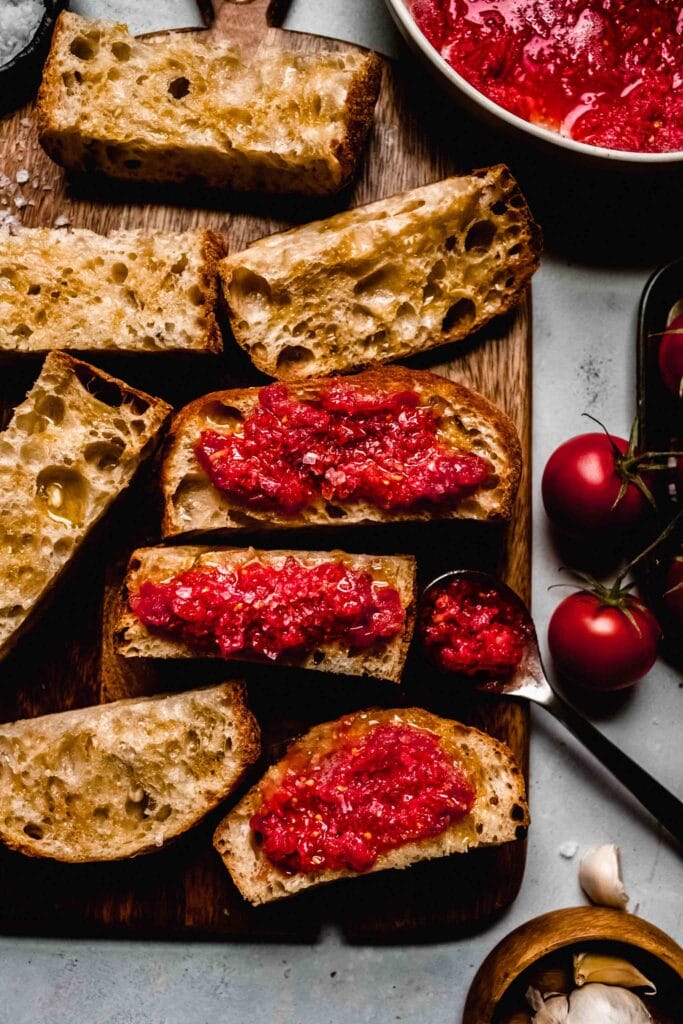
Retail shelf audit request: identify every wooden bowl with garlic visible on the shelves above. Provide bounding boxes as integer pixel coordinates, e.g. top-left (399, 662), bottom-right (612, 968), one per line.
top-left (463, 907), bottom-right (683, 1024)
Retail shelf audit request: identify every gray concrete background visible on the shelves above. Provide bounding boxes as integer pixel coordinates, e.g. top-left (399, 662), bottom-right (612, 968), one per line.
top-left (0, 3), bottom-right (681, 1022)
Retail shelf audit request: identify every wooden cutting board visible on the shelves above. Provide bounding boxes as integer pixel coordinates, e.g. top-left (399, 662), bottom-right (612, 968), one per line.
top-left (0, 0), bottom-right (531, 942)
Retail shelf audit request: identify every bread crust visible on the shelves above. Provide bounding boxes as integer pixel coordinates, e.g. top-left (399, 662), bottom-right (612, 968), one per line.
top-left (213, 707), bottom-right (529, 905)
top-left (195, 229), bottom-right (227, 356)
top-left (335, 52), bottom-right (383, 187)
top-left (160, 366), bottom-right (522, 538)
top-left (34, 9), bottom-right (70, 135)
top-left (0, 681), bottom-right (260, 863)
top-left (115, 544), bottom-right (416, 684)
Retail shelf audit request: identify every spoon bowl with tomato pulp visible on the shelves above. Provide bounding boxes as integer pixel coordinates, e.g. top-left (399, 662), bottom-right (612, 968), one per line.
top-left (419, 569), bottom-right (683, 844)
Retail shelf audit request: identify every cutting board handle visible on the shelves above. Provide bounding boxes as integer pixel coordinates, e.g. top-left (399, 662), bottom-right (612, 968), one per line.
top-left (212, 0), bottom-right (293, 45)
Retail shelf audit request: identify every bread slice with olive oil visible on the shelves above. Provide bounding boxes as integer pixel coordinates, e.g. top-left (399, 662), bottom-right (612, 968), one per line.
top-left (0, 352), bottom-right (171, 663)
top-left (37, 11), bottom-right (382, 196)
top-left (219, 165), bottom-right (541, 379)
top-left (213, 707), bottom-right (529, 905)
top-left (115, 545), bottom-right (417, 684)
top-left (160, 366), bottom-right (521, 539)
top-left (0, 227), bottom-right (225, 354)
top-left (0, 681), bottom-right (260, 862)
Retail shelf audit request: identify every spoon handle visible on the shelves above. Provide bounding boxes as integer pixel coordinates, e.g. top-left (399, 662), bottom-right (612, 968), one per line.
top-left (540, 689), bottom-right (683, 846)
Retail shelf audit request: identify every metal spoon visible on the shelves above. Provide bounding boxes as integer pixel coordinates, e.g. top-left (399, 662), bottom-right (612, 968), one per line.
top-left (420, 569), bottom-right (683, 846)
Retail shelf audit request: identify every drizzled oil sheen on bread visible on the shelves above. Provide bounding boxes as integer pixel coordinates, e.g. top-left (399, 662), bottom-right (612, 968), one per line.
top-left (0, 682), bottom-right (260, 862)
top-left (161, 367), bottom-right (522, 539)
top-left (0, 228), bottom-right (224, 354)
top-left (37, 12), bottom-right (382, 196)
top-left (214, 708), bottom-right (529, 905)
top-left (0, 352), bottom-right (171, 663)
top-left (219, 166), bottom-right (541, 378)
top-left (116, 545), bottom-right (417, 684)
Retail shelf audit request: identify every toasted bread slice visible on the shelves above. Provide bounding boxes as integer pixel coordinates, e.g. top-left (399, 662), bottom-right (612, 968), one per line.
top-left (37, 12), bottom-right (382, 196)
top-left (0, 352), bottom-right (171, 663)
top-left (219, 165), bottom-right (540, 379)
top-left (0, 227), bottom-right (224, 354)
top-left (214, 707), bottom-right (529, 904)
top-left (161, 366), bottom-right (521, 539)
top-left (0, 681), bottom-right (260, 862)
top-left (116, 545), bottom-right (416, 684)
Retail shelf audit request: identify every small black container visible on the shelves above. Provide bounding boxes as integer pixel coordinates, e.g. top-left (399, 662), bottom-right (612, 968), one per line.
top-left (0, 0), bottom-right (67, 115)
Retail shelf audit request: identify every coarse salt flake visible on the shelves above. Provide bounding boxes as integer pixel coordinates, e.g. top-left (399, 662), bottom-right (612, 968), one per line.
top-left (559, 840), bottom-right (579, 859)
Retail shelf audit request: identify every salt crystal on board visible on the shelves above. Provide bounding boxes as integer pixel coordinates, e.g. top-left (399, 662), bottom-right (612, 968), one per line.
top-left (559, 841), bottom-right (579, 859)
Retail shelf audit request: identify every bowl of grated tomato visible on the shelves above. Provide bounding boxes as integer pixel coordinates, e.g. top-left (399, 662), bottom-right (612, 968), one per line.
top-left (385, 0), bottom-right (683, 167)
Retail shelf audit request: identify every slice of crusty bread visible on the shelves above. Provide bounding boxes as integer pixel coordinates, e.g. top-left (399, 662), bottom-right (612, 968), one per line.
top-left (160, 366), bottom-right (522, 538)
top-left (0, 352), bottom-right (171, 663)
top-left (36, 12), bottom-right (382, 196)
top-left (0, 227), bottom-right (224, 354)
top-left (214, 707), bottom-right (529, 905)
top-left (219, 165), bottom-right (541, 379)
top-left (116, 545), bottom-right (416, 684)
top-left (0, 681), bottom-right (260, 862)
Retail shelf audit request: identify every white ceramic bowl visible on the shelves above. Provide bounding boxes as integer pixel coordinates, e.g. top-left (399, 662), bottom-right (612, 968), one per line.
top-left (384, 0), bottom-right (683, 169)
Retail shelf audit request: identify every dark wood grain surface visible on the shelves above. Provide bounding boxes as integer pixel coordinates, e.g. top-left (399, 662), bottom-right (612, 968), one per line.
top-left (0, 0), bottom-right (531, 941)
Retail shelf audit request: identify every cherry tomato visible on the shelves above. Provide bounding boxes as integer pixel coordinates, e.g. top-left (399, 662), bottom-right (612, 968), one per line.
top-left (542, 432), bottom-right (649, 537)
top-left (662, 555), bottom-right (683, 626)
top-left (657, 312), bottom-right (683, 399)
top-left (548, 591), bottom-right (660, 690)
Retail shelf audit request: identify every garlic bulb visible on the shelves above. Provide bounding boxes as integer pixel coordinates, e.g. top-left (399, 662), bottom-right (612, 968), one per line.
top-left (529, 983), bottom-right (653, 1023)
top-left (579, 844), bottom-right (629, 909)
top-left (574, 953), bottom-right (656, 993)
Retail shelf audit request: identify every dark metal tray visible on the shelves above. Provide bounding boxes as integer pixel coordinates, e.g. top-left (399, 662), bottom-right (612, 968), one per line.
top-left (636, 258), bottom-right (683, 664)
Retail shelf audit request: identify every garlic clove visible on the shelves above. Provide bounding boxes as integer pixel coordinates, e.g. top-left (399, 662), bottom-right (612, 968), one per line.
top-left (573, 953), bottom-right (656, 994)
top-left (526, 987), bottom-right (570, 1024)
top-left (566, 983), bottom-right (653, 1022)
top-left (527, 987), bottom-right (546, 1012)
top-left (579, 844), bottom-right (629, 909)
